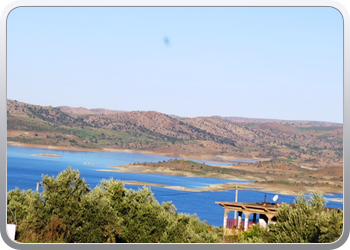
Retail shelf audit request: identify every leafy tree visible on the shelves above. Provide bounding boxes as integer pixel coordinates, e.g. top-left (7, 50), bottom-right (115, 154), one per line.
top-left (98, 178), bottom-right (221, 243)
top-left (40, 167), bottom-right (90, 242)
top-left (7, 188), bottom-right (31, 225)
top-left (14, 189), bottom-right (50, 242)
top-left (7, 167), bottom-right (221, 243)
top-left (77, 185), bottom-right (124, 243)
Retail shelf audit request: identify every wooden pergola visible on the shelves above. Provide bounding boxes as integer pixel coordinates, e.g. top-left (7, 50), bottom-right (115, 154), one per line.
top-left (215, 201), bottom-right (281, 234)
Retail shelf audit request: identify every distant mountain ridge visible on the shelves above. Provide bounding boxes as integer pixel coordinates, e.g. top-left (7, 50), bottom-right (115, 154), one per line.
top-left (57, 106), bottom-right (125, 115)
top-left (55, 102), bottom-right (341, 126)
top-left (7, 99), bottom-right (343, 167)
top-left (213, 116), bottom-right (342, 127)
top-left (7, 99), bottom-right (342, 125)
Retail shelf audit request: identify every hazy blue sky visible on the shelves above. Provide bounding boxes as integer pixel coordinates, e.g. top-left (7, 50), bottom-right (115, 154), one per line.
top-left (7, 7), bottom-right (343, 123)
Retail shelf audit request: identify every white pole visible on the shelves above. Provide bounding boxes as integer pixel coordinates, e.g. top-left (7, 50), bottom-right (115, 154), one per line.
top-left (244, 216), bottom-right (249, 231)
top-left (223, 211), bottom-right (227, 229)
top-left (234, 185), bottom-right (238, 219)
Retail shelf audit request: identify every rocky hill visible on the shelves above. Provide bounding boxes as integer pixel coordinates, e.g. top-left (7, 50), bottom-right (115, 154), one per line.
top-left (7, 99), bottom-right (343, 167)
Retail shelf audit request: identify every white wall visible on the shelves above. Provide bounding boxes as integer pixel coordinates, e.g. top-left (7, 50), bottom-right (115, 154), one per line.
top-left (6, 224), bottom-right (16, 241)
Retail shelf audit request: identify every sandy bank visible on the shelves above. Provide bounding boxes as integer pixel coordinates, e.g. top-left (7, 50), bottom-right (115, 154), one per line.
top-left (99, 171), bottom-right (332, 196)
top-left (99, 164), bottom-right (343, 197)
top-left (99, 165), bottom-right (250, 180)
top-left (120, 181), bottom-right (206, 192)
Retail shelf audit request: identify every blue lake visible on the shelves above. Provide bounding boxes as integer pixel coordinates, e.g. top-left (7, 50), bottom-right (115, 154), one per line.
top-left (7, 145), bottom-right (343, 227)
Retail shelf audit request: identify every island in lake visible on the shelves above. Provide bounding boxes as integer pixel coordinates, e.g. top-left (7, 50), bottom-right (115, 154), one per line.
top-left (33, 153), bottom-right (61, 157)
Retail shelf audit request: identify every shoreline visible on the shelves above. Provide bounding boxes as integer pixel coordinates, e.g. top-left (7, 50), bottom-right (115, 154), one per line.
top-left (8, 142), bottom-right (343, 199)
top-left (100, 165), bottom-right (343, 197)
top-left (101, 169), bottom-right (343, 199)
top-left (7, 141), bottom-right (259, 163)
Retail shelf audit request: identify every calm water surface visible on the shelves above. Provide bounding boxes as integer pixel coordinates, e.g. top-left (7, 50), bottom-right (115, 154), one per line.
top-left (7, 146), bottom-right (343, 227)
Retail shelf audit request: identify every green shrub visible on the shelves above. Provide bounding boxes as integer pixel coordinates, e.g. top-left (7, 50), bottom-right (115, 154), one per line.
top-left (7, 167), bottom-right (221, 243)
top-left (238, 193), bottom-right (343, 243)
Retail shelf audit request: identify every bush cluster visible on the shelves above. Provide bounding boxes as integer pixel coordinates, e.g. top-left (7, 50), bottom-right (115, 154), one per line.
top-left (238, 193), bottom-right (343, 243)
top-left (7, 167), bottom-right (221, 243)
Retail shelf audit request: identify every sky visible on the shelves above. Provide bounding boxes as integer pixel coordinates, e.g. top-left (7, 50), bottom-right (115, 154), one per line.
top-left (6, 7), bottom-right (343, 123)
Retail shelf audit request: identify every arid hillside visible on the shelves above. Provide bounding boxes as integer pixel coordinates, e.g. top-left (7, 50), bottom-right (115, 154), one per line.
top-left (7, 99), bottom-right (343, 167)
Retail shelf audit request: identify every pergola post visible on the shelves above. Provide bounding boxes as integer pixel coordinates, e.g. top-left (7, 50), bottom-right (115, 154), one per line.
top-left (223, 209), bottom-right (229, 229)
top-left (258, 213), bottom-right (275, 229)
top-left (243, 212), bottom-right (252, 231)
top-left (266, 214), bottom-right (275, 224)
top-left (259, 214), bottom-right (268, 228)
top-left (237, 211), bottom-right (243, 228)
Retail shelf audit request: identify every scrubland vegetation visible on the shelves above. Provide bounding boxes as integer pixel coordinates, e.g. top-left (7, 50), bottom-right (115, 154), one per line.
top-left (7, 168), bottom-right (342, 243)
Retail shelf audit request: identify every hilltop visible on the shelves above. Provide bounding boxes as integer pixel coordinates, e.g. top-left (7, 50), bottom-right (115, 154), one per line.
top-left (217, 116), bottom-right (341, 127)
top-left (57, 106), bottom-right (125, 115)
top-left (7, 99), bottom-right (343, 168)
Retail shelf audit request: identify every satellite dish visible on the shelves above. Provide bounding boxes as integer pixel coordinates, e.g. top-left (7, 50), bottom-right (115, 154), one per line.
top-left (272, 195), bottom-right (279, 202)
